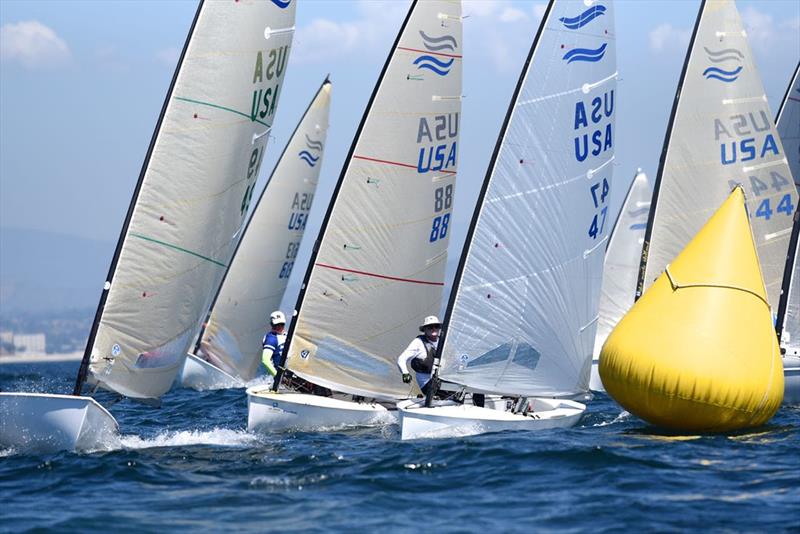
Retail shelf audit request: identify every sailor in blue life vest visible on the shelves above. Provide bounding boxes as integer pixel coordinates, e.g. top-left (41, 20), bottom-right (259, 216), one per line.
top-left (262, 311), bottom-right (286, 377)
top-left (397, 315), bottom-right (441, 395)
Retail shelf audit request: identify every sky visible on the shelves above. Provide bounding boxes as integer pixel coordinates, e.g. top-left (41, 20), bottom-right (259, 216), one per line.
top-left (1, 0), bottom-right (798, 307)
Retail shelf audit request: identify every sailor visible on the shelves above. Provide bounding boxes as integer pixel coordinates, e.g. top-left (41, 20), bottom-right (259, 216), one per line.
top-left (261, 311), bottom-right (287, 377)
top-left (397, 315), bottom-right (442, 395)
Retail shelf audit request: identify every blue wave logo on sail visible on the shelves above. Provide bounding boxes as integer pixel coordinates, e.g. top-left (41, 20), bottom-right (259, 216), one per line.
top-left (270, 0), bottom-right (292, 8)
top-left (559, 4), bottom-right (606, 29)
top-left (413, 55), bottom-right (454, 76)
top-left (419, 31), bottom-right (458, 52)
top-left (702, 47), bottom-right (744, 82)
top-left (562, 43), bottom-right (607, 64)
top-left (298, 150), bottom-right (320, 167)
top-left (304, 134), bottom-right (324, 152)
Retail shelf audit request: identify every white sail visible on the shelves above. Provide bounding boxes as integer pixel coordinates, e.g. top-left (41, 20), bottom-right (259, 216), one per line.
top-left (592, 170), bottom-right (651, 359)
top-left (197, 78), bottom-right (331, 381)
top-left (776, 62), bottom-right (800, 356)
top-left (438, 0), bottom-right (617, 397)
top-left (283, 0), bottom-right (462, 400)
top-left (638, 0), bottom-right (798, 312)
top-left (81, 0), bottom-right (296, 401)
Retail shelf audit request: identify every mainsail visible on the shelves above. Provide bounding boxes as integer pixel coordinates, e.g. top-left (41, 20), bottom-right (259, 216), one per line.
top-left (437, 0), bottom-right (617, 397)
top-left (776, 62), bottom-right (800, 356)
top-left (280, 0), bottom-right (463, 400)
top-left (196, 78), bottom-right (331, 382)
top-left (637, 0), bottom-right (798, 312)
top-left (75, 0), bottom-right (296, 401)
top-left (593, 170), bottom-right (651, 359)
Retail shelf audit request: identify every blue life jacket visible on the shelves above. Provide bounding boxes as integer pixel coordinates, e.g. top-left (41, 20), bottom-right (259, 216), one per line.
top-left (262, 331), bottom-right (285, 368)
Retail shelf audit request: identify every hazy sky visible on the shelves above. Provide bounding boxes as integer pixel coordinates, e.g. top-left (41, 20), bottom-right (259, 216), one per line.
top-left (1, 0), bottom-right (798, 293)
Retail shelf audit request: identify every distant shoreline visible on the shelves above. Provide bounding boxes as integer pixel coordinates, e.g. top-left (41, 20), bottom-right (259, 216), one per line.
top-left (0, 352), bottom-right (82, 364)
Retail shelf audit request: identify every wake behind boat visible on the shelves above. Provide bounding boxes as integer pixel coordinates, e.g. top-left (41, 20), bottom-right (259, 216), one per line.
top-left (248, 0), bottom-right (463, 432)
top-left (0, 0), bottom-right (297, 452)
top-left (400, 0), bottom-right (617, 439)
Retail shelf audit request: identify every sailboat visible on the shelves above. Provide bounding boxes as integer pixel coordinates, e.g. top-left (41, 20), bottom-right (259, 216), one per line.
top-left (590, 169), bottom-right (651, 392)
top-left (636, 0), bottom-right (798, 319)
top-left (0, 0), bottom-right (296, 452)
top-left (247, 0), bottom-right (463, 432)
top-left (179, 77), bottom-right (332, 391)
top-left (775, 61), bottom-right (800, 404)
top-left (399, 0), bottom-right (617, 439)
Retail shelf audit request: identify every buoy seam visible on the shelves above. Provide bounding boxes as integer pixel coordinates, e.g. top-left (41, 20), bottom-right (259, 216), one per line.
top-left (612, 378), bottom-right (763, 416)
top-left (664, 266), bottom-right (770, 309)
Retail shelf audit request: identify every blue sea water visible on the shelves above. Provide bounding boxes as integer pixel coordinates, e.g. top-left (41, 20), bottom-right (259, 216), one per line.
top-left (1, 360), bottom-right (799, 533)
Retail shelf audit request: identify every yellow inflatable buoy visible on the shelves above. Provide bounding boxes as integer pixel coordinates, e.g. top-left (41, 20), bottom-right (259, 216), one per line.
top-left (599, 187), bottom-right (783, 432)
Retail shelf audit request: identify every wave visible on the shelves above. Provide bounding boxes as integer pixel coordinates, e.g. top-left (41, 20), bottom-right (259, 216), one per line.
top-left (420, 30), bottom-right (457, 52)
top-left (703, 65), bottom-right (742, 82)
top-left (305, 134), bottom-right (323, 151)
top-left (413, 55), bottom-right (454, 76)
top-left (562, 43), bottom-right (607, 64)
top-left (298, 151), bottom-right (319, 167)
top-left (559, 4), bottom-right (607, 29)
top-left (118, 428), bottom-right (262, 450)
top-left (270, 0), bottom-right (292, 8)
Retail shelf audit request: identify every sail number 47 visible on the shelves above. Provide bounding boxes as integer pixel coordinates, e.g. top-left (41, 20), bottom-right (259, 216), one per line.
top-left (588, 177), bottom-right (610, 240)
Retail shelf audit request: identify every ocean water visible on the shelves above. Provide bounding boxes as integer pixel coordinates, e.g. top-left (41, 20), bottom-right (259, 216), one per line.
top-left (1, 361), bottom-right (799, 533)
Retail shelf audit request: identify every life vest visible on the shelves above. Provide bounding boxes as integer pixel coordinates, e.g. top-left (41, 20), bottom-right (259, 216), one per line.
top-left (410, 335), bottom-right (437, 374)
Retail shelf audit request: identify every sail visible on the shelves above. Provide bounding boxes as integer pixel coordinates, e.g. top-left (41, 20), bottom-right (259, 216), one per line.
top-left (592, 170), bottom-right (651, 359)
top-left (438, 0), bottom-right (617, 397)
top-left (776, 62), bottom-right (800, 356)
top-left (282, 0), bottom-right (462, 400)
top-left (638, 0), bottom-right (798, 313)
top-left (197, 78), bottom-right (331, 381)
top-left (80, 0), bottom-right (296, 400)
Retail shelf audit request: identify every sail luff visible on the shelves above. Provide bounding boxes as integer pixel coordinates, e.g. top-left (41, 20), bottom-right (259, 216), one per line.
top-left (197, 77), bottom-right (331, 381)
top-left (73, 0), bottom-right (206, 396)
top-left (277, 0), bottom-right (463, 400)
top-left (438, 0), bottom-right (617, 397)
top-left (275, 1), bottom-right (421, 392)
top-left (85, 0), bottom-right (296, 401)
top-left (637, 0), bottom-right (798, 311)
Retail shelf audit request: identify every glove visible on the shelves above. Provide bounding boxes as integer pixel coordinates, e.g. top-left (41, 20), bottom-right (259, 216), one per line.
top-left (402, 373), bottom-right (412, 384)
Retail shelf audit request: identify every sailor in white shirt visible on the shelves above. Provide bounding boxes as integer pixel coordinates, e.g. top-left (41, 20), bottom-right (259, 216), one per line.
top-left (396, 315), bottom-right (441, 395)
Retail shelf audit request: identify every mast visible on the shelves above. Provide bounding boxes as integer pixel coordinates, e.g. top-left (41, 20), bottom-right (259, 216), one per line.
top-left (774, 62), bottom-right (800, 343)
top-left (426, 0), bottom-right (556, 406)
top-left (74, 1), bottom-right (205, 396)
top-left (273, 2), bottom-right (419, 391)
top-left (635, 0), bottom-right (705, 301)
top-left (192, 75), bottom-right (332, 358)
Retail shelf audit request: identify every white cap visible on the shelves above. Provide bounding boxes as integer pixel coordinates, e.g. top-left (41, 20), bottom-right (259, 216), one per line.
top-left (270, 310), bottom-right (286, 326)
top-left (419, 315), bottom-right (442, 331)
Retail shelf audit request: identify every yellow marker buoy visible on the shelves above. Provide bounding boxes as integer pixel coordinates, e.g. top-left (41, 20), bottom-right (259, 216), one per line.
top-left (599, 187), bottom-right (783, 432)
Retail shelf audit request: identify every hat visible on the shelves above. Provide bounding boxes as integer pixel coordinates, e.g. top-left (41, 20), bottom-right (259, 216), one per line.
top-left (270, 310), bottom-right (286, 326)
top-left (419, 315), bottom-right (442, 332)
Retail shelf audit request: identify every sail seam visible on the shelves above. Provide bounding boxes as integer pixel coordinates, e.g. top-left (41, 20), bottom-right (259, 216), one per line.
top-left (130, 233), bottom-right (227, 267)
top-left (315, 263), bottom-right (444, 286)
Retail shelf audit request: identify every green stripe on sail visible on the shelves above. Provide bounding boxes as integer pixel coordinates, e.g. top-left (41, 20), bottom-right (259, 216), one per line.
top-left (174, 96), bottom-right (271, 128)
top-left (130, 233), bottom-right (227, 267)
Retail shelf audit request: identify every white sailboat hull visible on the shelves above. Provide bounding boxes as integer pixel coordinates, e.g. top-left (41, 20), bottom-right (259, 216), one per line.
top-left (590, 359), bottom-right (605, 392)
top-left (177, 353), bottom-right (243, 391)
top-left (246, 386), bottom-right (397, 432)
top-left (783, 355), bottom-right (800, 405)
top-left (0, 392), bottom-right (119, 453)
top-left (397, 398), bottom-right (585, 440)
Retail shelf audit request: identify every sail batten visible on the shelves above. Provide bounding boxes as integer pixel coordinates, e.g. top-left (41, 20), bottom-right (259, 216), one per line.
top-left (437, 0), bottom-right (617, 398)
top-left (79, 0), bottom-right (296, 401)
top-left (280, 0), bottom-right (463, 399)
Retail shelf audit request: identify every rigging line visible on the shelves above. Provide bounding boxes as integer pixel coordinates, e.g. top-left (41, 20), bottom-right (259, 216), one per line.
top-left (664, 266), bottom-right (770, 309)
top-left (174, 96), bottom-right (272, 128)
top-left (315, 263), bottom-right (444, 286)
top-left (130, 233), bottom-right (227, 267)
